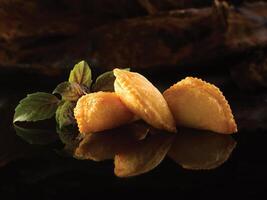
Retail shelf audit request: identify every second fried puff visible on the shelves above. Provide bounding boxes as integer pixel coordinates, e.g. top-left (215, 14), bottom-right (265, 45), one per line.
top-left (113, 69), bottom-right (177, 133)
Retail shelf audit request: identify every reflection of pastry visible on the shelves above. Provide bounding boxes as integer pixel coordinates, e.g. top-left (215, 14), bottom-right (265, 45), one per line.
top-left (163, 77), bottom-right (237, 134)
top-left (74, 121), bottom-right (149, 161)
top-left (74, 92), bottom-right (134, 134)
top-left (168, 128), bottom-right (236, 170)
top-left (114, 68), bottom-right (177, 133)
top-left (114, 130), bottom-right (174, 177)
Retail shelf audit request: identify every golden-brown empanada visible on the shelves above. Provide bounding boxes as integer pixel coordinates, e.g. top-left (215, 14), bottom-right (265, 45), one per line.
top-left (74, 92), bottom-right (134, 134)
top-left (113, 69), bottom-right (177, 133)
top-left (163, 77), bottom-right (237, 134)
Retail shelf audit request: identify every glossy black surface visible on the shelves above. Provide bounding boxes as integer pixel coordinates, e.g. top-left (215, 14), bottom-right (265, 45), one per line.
top-left (1, 69), bottom-right (267, 199)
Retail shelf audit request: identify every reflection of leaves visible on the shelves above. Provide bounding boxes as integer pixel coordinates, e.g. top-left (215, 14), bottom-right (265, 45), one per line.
top-left (56, 101), bottom-right (76, 129)
top-left (168, 128), bottom-right (236, 170)
top-left (69, 60), bottom-right (92, 87)
top-left (53, 82), bottom-right (85, 101)
top-left (75, 121), bottom-right (149, 161)
top-left (92, 68), bottom-right (130, 92)
top-left (57, 125), bottom-right (80, 145)
top-left (14, 124), bottom-right (58, 145)
top-left (13, 92), bottom-right (59, 123)
top-left (56, 125), bottom-right (81, 156)
top-left (114, 129), bottom-right (174, 177)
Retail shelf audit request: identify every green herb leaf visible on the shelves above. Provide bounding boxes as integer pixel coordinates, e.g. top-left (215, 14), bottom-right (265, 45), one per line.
top-left (14, 124), bottom-right (58, 145)
top-left (69, 60), bottom-right (92, 87)
top-left (56, 101), bottom-right (76, 129)
top-left (13, 92), bottom-right (59, 123)
top-left (92, 71), bottom-right (115, 92)
top-left (92, 68), bottom-right (130, 92)
top-left (53, 82), bottom-right (85, 101)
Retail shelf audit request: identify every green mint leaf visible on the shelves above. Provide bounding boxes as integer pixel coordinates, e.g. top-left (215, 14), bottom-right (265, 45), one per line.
top-left (69, 60), bottom-right (92, 87)
top-left (53, 82), bottom-right (85, 101)
top-left (13, 92), bottom-right (59, 123)
top-left (92, 68), bottom-right (130, 92)
top-left (56, 101), bottom-right (76, 129)
top-left (14, 124), bottom-right (59, 145)
top-left (92, 71), bottom-right (115, 92)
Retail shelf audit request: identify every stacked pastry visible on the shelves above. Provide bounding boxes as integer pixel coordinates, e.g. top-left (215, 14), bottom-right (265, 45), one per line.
top-left (74, 69), bottom-right (237, 177)
top-left (74, 69), bottom-right (237, 135)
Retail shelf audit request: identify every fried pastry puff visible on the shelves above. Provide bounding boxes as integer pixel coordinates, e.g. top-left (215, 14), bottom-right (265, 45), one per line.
top-left (74, 92), bottom-right (134, 134)
top-left (163, 77), bottom-right (237, 134)
top-left (113, 69), bottom-right (177, 133)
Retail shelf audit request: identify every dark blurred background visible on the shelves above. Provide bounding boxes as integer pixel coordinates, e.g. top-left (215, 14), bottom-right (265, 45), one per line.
top-left (0, 0), bottom-right (267, 199)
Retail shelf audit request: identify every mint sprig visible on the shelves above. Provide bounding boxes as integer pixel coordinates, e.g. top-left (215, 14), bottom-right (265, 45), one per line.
top-left (13, 60), bottom-right (130, 140)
